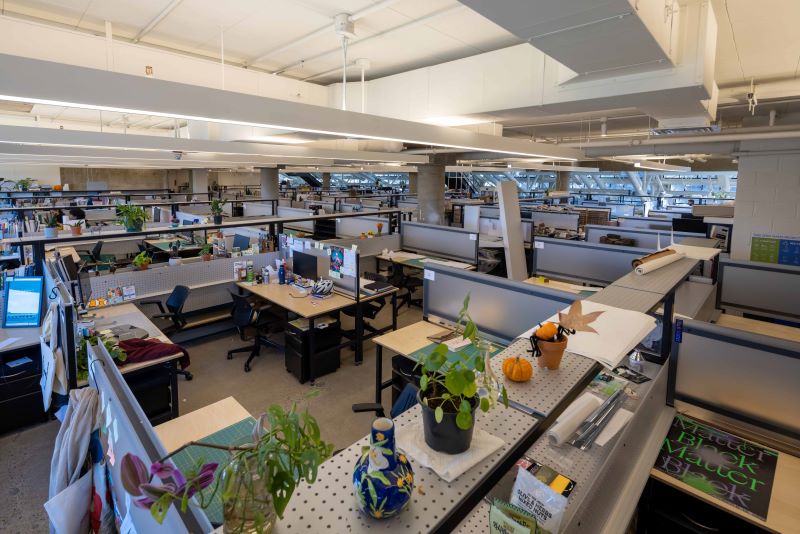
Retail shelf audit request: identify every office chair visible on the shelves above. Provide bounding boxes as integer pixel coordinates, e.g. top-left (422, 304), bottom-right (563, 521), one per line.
top-left (139, 285), bottom-right (193, 380)
top-left (77, 240), bottom-right (106, 272)
top-left (232, 233), bottom-right (250, 251)
top-left (227, 291), bottom-right (282, 372)
top-left (341, 272), bottom-right (388, 347)
top-left (352, 383), bottom-right (418, 419)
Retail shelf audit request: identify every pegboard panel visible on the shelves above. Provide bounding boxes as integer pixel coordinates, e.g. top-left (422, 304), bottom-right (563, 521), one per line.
top-left (88, 252), bottom-right (281, 301)
top-left (490, 337), bottom-right (597, 416)
top-left (453, 500), bottom-right (490, 533)
top-left (273, 404), bottom-right (537, 534)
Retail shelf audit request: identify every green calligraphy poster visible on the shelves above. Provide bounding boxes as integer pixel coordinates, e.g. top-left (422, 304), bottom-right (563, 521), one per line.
top-left (655, 415), bottom-right (778, 521)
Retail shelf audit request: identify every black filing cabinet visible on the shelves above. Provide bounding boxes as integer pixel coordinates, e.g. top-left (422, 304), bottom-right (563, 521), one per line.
top-left (0, 342), bottom-right (48, 434)
top-left (285, 316), bottom-right (341, 383)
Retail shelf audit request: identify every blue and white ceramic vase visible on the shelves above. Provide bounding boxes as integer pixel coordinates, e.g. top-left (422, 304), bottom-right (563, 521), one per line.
top-left (353, 417), bottom-right (414, 519)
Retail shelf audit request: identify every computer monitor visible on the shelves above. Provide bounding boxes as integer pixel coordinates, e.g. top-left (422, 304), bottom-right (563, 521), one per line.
top-left (3, 276), bottom-right (44, 328)
top-left (61, 254), bottom-right (79, 282)
top-left (672, 216), bottom-right (706, 234)
top-left (292, 251), bottom-right (318, 280)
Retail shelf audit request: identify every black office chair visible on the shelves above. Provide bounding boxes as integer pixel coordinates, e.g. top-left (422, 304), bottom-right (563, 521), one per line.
top-left (140, 285), bottom-right (193, 380)
top-left (232, 233), bottom-right (250, 251)
top-left (227, 291), bottom-right (282, 372)
top-left (352, 383), bottom-right (418, 419)
top-left (77, 240), bottom-right (106, 272)
top-left (341, 272), bottom-right (388, 346)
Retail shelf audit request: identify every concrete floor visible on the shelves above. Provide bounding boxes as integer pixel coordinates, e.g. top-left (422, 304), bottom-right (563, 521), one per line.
top-left (0, 303), bottom-right (421, 532)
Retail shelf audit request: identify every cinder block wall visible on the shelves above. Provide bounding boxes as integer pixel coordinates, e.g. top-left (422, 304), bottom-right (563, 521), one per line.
top-left (732, 139), bottom-right (800, 259)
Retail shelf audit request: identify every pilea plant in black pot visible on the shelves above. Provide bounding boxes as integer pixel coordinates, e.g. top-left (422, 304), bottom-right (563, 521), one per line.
top-left (416, 294), bottom-right (508, 454)
top-left (210, 198), bottom-right (226, 224)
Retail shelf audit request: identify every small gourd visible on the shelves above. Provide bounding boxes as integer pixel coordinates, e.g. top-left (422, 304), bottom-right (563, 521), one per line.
top-left (535, 322), bottom-right (559, 341)
top-left (502, 356), bottom-right (533, 382)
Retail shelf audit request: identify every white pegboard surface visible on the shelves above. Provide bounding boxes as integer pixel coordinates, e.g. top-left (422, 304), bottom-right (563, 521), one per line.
top-left (490, 337), bottom-right (597, 417)
top-left (273, 403), bottom-right (537, 534)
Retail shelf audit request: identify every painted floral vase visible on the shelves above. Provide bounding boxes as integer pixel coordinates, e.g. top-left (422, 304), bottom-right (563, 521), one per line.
top-left (353, 417), bottom-right (414, 520)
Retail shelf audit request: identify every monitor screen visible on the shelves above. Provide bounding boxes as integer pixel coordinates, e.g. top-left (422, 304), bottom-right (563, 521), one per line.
top-left (3, 276), bottom-right (44, 328)
top-left (292, 251), bottom-right (318, 280)
top-left (61, 255), bottom-right (79, 282)
top-left (672, 217), bottom-right (706, 234)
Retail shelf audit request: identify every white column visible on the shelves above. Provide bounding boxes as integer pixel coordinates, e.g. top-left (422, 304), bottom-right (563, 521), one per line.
top-left (191, 168), bottom-right (209, 196)
top-left (322, 172), bottom-right (331, 190)
top-left (260, 167), bottom-right (280, 199)
top-left (497, 180), bottom-right (528, 281)
top-left (416, 164), bottom-right (445, 224)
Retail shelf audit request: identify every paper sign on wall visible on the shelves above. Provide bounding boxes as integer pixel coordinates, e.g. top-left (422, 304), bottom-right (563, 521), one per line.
top-left (341, 248), bottom-right (357, 277)
top-left (424, 269), bottom-right (435, 281)
top-left (534, 241), bottom-right (544, 249)
top-left (469, 233), bottom-right (477, 241)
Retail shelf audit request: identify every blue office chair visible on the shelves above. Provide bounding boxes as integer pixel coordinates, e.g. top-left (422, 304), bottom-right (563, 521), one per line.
top-left (352, 383), bottom-right (418, 419)
top-left (139, 285), bottom-right (193, 380)
top-left (232, 234), bottom-right (250, 251)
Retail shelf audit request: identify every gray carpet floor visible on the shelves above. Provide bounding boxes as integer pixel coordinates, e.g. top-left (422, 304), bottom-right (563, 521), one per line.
top-left (0, 303), bottom-right (421, 532)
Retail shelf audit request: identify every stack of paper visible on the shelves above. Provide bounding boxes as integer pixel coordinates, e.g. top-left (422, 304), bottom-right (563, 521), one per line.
top-left (519, 301), bottom-right (656, 369)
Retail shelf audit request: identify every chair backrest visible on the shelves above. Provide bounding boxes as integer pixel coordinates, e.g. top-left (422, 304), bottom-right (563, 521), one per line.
top-left (166, 285), bottom-right (190, 318)
top-left (391, 383), bottom-right (418, 419)
top-left (91, 241), bottom-right (104, 261)
top-left (228, 292), bottom-right (255, 332)
top-left (233, 234), bottom-right (250, 251)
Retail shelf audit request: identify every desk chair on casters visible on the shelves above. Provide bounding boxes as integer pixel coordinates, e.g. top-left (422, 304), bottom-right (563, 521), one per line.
top-left (77, 241), bottom-right (112, 272)
top-left (341, 272), bottom-right (388, 344)
top-left (227, 291), bottom-right (282, 372)
top-left (139, 285), bottom-right (193, 381)
top-left (352, 383), bottom-right (418, 419)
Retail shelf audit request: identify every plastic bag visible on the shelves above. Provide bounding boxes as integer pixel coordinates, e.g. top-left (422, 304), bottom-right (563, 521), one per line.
top-left (510, 467), bottom-right (567, 534)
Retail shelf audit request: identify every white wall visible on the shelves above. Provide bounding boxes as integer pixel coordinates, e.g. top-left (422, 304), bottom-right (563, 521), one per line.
top-left (731, 139), bottom-right (800, 260)
top-left (0, 165), bottom-right (61, 186)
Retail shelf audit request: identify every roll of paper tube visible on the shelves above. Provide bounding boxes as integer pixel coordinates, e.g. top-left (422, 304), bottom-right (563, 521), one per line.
top-left (632, 249), bottom-right (685, 275)
top-left (547, 393), bottom-right (603, 446)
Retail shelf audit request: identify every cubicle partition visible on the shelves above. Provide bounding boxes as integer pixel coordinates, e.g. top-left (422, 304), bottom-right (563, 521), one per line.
top-left (335, 215), bottom-right (390, 238)
top-left (647, 210), bottom-right (685, 219)
top-left (668, 319), bottom-right (800, 441)
top-left (479, 215), bottom-right (533, 242)
top-left (618, 216), bottom-right (673, 230)
top-left (281, 236), bottom-right (360, 298)
top-left (243, 202), bottom-right (275, 217)
top-left (578, 201), bottom-right (635, 218)
top-left (400, 221), bottom-right (479, 264)
top-left (87, 343), bottom-right (212, 533)
top-left (43, 259), bottom-right (80, 390)
top-left (584, 224), bottom-right (704, 250)
top-left (276, 206), bottom-right (315, 232)
top-left (717, 257), bottom-right (800, 321)
top-left (423, 264), bottom-right (575, 345)
top-left (532, 237), bottom-right (650, 285)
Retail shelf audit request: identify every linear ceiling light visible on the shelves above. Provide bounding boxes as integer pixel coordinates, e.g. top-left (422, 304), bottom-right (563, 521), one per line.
top-left (633, 160), bottom-right (691, 172)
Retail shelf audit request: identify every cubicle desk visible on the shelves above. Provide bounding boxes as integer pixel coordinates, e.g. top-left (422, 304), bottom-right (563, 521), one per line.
top-left (155, 396), bottom-right (251, 452)
top-left (237, 281), bottom-right (398, 371)
top-left (87, 303), bottom-right (185, 421)
top-left (678, 236), bottom-right (721, 248)
top-left (376, 251), bottom-right (475, 271)
top-left (714, 313), bottom-right (800, 343)
top-left (523, 276), bottom-right (602, 296)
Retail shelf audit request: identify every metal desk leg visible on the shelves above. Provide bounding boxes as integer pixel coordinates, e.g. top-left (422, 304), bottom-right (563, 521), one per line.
top-left (355, 302), bottom-right (364, 366)
top-left (659, 291), bottom-right (675, 363)
top-left (169, 361), bottom-right (180, 419)
top-left (308, 316), bottom-right (316, 384)
top-left (391, 292), bottom-right (398, 331)
top-left (375, 345), bottom-right (383, 404)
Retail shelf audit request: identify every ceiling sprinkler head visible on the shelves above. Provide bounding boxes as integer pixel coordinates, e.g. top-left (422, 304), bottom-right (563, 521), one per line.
top-left (334, 13), bottom-right (356, 39)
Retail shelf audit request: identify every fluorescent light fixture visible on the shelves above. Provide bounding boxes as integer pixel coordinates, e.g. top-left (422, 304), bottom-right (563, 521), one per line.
top-left (633, 160), bottom-right (690, 172)
top-left (245, 135), bottom-right (311, 145)
top-left (421, 116), bottom-right (489, 127)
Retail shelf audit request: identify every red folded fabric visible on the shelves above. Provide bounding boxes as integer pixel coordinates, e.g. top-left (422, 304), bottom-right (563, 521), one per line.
top-left (117, 338), bottom-right (191, 370)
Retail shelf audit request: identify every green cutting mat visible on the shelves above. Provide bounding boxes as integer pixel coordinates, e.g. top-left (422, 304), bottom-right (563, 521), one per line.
top-left (410, 341), bottom-right (505, 372)
top-left (170, 417), bottom-right (256, 526)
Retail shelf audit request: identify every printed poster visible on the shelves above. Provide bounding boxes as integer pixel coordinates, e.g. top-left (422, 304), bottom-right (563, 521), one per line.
top-left (750, 233), bottom-right (800, 266)
top-left (655, 414), bottom-right (778, 521)
top-left (329, 246), bottom-right (344, 279)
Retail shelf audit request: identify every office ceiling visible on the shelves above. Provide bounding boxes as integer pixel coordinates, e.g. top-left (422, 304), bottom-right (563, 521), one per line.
top-left (2, 0), bottom-right (521, 84)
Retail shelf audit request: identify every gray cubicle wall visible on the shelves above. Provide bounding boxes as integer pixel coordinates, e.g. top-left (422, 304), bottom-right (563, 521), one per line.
top-left (718, 257), bottom-right (800, 321)
top-left (584, 225), bottom-right (704, 250)
top-left (480, 206), bottom-right (579, 232)
top-left (423, 264), bottom-right (574, 345)
top-left (669, 319), bottom-right (800, 440)
top-left (400, 221), bottom-right (479, 264)
top-left (276, 206), bottom-right (315, 232)
top-left (617, 216), bottom-right (673, 231)
top-left (479, 216), bottom-right (533, 242)
top-left (532, 237), bottom-right (649, 285)
top-left (336, 215), bottom-right (390, 238)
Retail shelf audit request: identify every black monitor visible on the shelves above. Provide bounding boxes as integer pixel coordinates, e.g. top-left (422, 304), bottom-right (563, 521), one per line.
top-left (672, 216), bottom-right (706, 234)
top-left (61, 254), bottom-right (79, 282)
top-left (292, 251), bottom-right (318, 280)
top-left (3, 276), bottom-right (44, 328)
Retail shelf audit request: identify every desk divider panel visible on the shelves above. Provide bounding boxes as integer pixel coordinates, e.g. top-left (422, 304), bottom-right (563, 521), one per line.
top-left (243, 202), bottom-right (274, 217)
top-left (532, 237), bottom-right (650, 286)
top-left (647, 210), bottom-right (684, 219)
top-left (669, 319), bottom-right (800, 440)
top-left (400, 221), bottom-right (478, 264)
top-left (718, 258), bottom-right (800, 320)
top-left (335, 215), bottom-right (389, 238)
top-left (479, 215), bottom-right (533, 242)
top-left (281, 236), bottom-right (360, 298)
top-left (325, 233), bottom-right (400, 257)
top-left (276, 206), bottom-right (315, 231)
top-left (423, 264), bottom-right (575, 346)
top-left (618, 216), bottom-right (673, 230)
top-left (584, 224), bottom-right (704, 250)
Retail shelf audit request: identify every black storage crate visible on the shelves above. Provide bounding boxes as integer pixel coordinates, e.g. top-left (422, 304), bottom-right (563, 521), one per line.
top-left (285, 316), bottom-right (341, 383)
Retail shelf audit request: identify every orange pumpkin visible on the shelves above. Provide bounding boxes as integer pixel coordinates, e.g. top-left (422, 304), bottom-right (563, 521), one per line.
top-left (535, 322), bottom-right (559, 341)
top-left (502, 356), bottom-right (533, 382)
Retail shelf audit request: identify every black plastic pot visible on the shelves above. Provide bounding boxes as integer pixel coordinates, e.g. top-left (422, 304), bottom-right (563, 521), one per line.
top-left (418, 390), bottom-right (477, 454)
top-left (213, 214), bottom-right (223, 224)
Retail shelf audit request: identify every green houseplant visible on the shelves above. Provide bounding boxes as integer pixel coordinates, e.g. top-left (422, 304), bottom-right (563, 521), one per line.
top-left (65, 219), bottom-right (84, 236)
top-left (16, 177), bottom-right (32, 191)
top-left (121, 394), bottom-right (333, 534)
top-left (116, 204), bottom-right (149, 232)
top-left (43, 211), bottom-right (60, 238)
top-left (132, 251), bottom-right (152, 271)
top-left (416, 294), bottom-right (508, 454)
top-left (199, 242), bottom-right (213, 261)
top-left (211, 199), bottom-right (227, 224)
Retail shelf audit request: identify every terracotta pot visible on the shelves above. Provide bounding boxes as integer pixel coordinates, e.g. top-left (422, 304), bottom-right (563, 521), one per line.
top-left (136, 263), bottom-right (150, 271)
top-left (70, 225), bottom-right (82, 236)
top-left (202, 254), bottom-right (213, 261)
top-left (537, 336), bottom-right (567, 370)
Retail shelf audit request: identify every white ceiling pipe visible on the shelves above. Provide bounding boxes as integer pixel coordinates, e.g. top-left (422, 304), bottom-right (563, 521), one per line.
top-left (562, 128), bottom-right (800, 148)
top-left (246, 0), bottom-right (401, 66)
top-left (132, 0), bottom-right (183, 43)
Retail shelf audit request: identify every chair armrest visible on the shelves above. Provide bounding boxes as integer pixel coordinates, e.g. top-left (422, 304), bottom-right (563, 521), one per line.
top-left (151, 312), bottom-right (175, 320)
top-left (139, 300), bottom-right (166, 313)
top-left (351, 403), bottom-right (385, 417)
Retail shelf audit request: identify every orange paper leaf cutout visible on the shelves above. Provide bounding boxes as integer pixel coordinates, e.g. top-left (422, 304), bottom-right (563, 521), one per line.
top-left (558, 300), bottom-right (604, 334)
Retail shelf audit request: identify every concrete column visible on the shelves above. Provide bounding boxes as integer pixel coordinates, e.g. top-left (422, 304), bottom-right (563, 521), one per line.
top-left (416, 164), bottom-right (445, 224)
top-left (259, 167), bottom-right (280, 199)
top-left (555, 171), bottom-right (570, 191)
top-left (191, 168), bottom-right (209, 196)
top-left (408, 172), bottom-right (418, 194)
top-left (322, 172), bottom-right (331, 190)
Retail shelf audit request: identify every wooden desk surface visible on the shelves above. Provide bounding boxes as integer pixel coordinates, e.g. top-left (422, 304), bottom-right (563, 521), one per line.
top-left (714, 314), bottom-right (800, 343)
top-left (523, 276), bottom-right (602, 295)
top-left (650, 448), bottom-right (800, 533)
top-left (155, 397), bottom-right (251, 452)
top-left (372, 320), bottom-right (449, 357)
top-left (237, 281), bottom-right (392, 319)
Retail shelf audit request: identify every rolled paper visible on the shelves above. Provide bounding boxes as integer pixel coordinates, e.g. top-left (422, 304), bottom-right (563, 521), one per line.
top-left (632, 249), bottom-right (685, 275)
top-left (547, 393), bottom-right (603, 446)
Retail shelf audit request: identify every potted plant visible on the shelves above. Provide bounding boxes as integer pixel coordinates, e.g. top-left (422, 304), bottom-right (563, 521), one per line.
top-left (416, 294), bottom-right (508, 454)
top-left (168, 243), bottom-right (183, 267)
top-left (376, 222), bottom-right (384, 235)
top-left (211, 199), bottom-right (227, 225)
top-left (65, 219), bottom-right (84, 236)
top-left (132, 251), bottom-right (152, 271)
top-left (199, 243), bottom-right (213, 261)
top-left (529, 300), bottom-right (603, 370)
top-left (43, 211), bottom-right (60, 238)
top-left (116, 204), bottom-right (149, 232)
top-left (121, 395), bottom-right (333, 534)
top-left (16, 177), bottom-right (32, 191)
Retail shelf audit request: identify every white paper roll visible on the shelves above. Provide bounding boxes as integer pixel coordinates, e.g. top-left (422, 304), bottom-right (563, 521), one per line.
top-left (634, 251), bottom-right (685, 275)
top-left (547, 393), bottom-right (603, 446)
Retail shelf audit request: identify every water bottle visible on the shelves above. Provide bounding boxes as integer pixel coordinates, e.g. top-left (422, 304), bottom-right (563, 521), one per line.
top-left (278, 261), bottom-right (286, 285)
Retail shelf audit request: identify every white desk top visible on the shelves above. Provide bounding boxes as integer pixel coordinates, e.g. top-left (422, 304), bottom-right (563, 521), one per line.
top-left (155, 396), bottom-right (251, 452)
top-left (0, 325), bottom-right (40, 352)
top-left (89, 302), bottom-right (169, 343)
